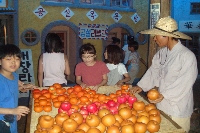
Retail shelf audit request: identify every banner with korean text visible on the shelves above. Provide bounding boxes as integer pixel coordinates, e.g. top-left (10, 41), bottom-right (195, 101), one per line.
top-left (16, 49), bottom-right (35, 97)
top-left (79, 23), bottom-right (108, 40)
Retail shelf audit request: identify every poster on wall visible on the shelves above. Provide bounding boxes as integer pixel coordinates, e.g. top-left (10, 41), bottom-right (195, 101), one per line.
top-left (150, 3), bottom-right (160, 29)
top-left (79, 23), bottom-right (108, 40)
top-left (16, 49), bottom-right (35, 97)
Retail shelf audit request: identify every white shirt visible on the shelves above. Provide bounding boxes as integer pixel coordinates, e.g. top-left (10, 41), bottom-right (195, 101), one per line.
top-left (106, 63), bottom-right (128, 85)
top-left (122, 44), bottom-right (131, 64)
top-left (137, 41), bottom-right (198, 117)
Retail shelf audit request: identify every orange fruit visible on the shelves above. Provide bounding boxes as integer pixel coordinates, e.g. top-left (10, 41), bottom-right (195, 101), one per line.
top-left (74, 85), bottom-right (82, 92)
top-left (34, 105), bottom-right (43, 113)
top-left (67, 87), bottom-right (74, 94)
top-left (57, 95), bottom-right (66, 102)
top-left (48, 86), bottom-right (57, 94)
top-left (33, 92), bottom-right (41, 99)
top-left (53, 83), bottom-right (62, 89)
top-left (43, 105), bottom-right (52, 112)
top-left (39, 99), bottom-right (48, 106)
top-left (80, 96), bottom-right (89, 103)
top-left (42, 92), bottom-right (51, 99)
top-left (52, 98), bottom-right (58, 102)
top-left (71, 105), bottom-right (79, 111)
top-left (98, 94), bottom-right (106, 101)
top-left (69, 97), bottom-right (79, 105)
top-left (51, 94), bottom-right (58, 99)
top-left (53, 101), bottom-right (62, 108)
top-left (77, 91), bottom-right (84, 98)
top-left (83, 93), bottom-right (91, 98)
top-left (109, 93), bottom-right (116, 98)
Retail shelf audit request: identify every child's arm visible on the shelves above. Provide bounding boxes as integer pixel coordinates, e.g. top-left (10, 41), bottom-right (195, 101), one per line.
top-left (64, 55), bottom-right (70, 76)
top-left (125, 60), bottom-right (131, 70)
top-left (116, 73), bottom-right (131, 85)
top-left (76, 76), bottom-right (87, 88)
top-left (0, 106), bottom-right (30, 116)
top-left (38, 54), bottom-right (44, 87)
top-left (93, 74), bottom-right (108, 91)
top-left (140, 58), bottom-right (147, 67)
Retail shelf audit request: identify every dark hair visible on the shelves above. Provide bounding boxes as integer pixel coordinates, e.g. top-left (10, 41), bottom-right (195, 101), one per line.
top-left (0, 44), bottom-right (21, 59)
top-left (45, 33), bottom-right (63, 53)
top-left (112, 37), bottom-right (120, 44)
top-left (127, 36), bottom-right (134, 42)
top-left (79, 43), bottom-right (96, 57)
top-left (128, 41), bottom-right (139, 50)
top-left (106, 45), bottom-right (123, 64)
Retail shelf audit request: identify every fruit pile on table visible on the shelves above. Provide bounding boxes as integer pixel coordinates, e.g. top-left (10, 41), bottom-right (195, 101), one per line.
top-left (32, 84), bottom-right (162, 133)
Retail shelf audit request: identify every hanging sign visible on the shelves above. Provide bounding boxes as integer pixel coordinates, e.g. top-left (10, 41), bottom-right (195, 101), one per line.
top-left (86, 9), bottom-right (98, 21)
top-left (61, 7), bottom-right (74, 20)
top-left (33, 5), bottom-right (48, 19)
top-left (111, 11), bottom-right (122, 22)
top-left (150, 3), bottom-right (160, 29)
top-left (79, 23), bottom-right (108, 40)
top-left (16, 49), bottom-right (35, 97)
top-left (131, 13), bottom-right (141, 24)
top-left (179, 20), bottom-right (200, 32)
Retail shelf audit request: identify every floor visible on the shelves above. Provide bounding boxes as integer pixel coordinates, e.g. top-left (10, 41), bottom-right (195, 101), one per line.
top-left (18, 78), bottom-right (200, 133)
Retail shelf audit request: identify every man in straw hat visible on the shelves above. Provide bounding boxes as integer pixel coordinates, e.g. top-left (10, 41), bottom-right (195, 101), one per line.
top-left (130, 16), bottom-right (198, 132)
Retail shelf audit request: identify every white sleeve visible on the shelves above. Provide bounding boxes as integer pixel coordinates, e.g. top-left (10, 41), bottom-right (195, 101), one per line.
top-left (118, 63), bottom-right (128, 75)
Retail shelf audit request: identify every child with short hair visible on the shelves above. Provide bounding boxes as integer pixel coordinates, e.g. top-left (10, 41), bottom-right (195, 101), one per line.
top-left (126, 41), bottom-right (147, 84)
top-left (75, 43), bottom-right (109, 91)
top-left (38, 33), bottom-right (70, 87)
top-left (0, 44), bottom-right (31, 133)
top-left (104, 45), bottom-right (130, 86)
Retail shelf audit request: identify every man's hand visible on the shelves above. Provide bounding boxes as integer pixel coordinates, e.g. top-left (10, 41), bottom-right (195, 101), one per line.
top-left (130, 86), bottom-right (143, 94)
top-left (148, 94), bottom-right (164, 104)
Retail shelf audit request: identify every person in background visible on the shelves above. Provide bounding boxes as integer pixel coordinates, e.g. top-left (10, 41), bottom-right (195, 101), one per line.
top-left (75, 43), bottom-right (109, 91)
top-left (38, 33), bottom-right (70, 87)
top-left (122, 35), bottom-right (134, 65)
top-left (0, 44), bottom-right (34, 133)
top-left (104, 45), bottom-right (130, 86)
top-left (111, 37), bottom-right (121, 46)
top-left (126, 41), bottom-right (147, 84)
top-left (130, 17), bottom-right (198, 132)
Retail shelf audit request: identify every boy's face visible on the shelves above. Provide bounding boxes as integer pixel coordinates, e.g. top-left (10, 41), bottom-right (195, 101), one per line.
top-left (0, 55), bottom-right (21, 73)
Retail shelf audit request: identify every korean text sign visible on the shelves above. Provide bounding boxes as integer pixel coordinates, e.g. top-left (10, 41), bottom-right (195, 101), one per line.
top-left (79, 23), bottom-right (108, 40)
top-left (16, 49), bottom-right (35, 84)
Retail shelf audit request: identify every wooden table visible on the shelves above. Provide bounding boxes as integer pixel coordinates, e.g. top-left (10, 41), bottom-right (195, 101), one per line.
top-left (26, 86), bottom-right (185, 133)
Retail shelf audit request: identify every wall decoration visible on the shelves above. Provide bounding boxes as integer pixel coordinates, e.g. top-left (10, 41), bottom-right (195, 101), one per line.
top-left (21, 28), bottom-right (40, 46)
top-left (33, 5), bottom-right (48, 19)
top-left (79, 23), bottom-right (108, 40)
top-left (135, 32), bottom-right (148, 45)
top-left (61, 7), bottom-right (74, 20)
top-left (86, 9), bottom-right (98, 21)
top-left (131, 13), bottom-right (141, 24)
top-left (150, 3), bottom-right (160, 28)
top-left (16, 49), bottom-right (35, 97)
top-left (111, 11), bottom-right (122, 22)
top-left (179, 20), bottom-right (200, 32)
top-left (0, 0), bottom-right (7, 7)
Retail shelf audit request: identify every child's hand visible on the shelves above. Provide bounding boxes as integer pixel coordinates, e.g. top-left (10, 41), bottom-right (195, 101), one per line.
top-left (80, 83), bottom-right (87, 89)
top-left (17, 115), bottom-right (21, 121)
top-left (92, 85), bottom-right (99, 91)
top-left (12, 106), bottom-right (30, 116)
top-left (19, 83), bottom-right (36, 92)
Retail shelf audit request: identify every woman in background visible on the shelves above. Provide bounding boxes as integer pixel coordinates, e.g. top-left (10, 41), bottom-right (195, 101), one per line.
top-left (104, 45), bottom-right (130, 86)
top-left (38, 33), bottom-right (70, 87)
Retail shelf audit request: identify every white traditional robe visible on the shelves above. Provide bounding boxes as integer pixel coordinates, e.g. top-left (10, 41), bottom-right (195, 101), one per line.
top-left (137, 40), bottom-right (198, 117)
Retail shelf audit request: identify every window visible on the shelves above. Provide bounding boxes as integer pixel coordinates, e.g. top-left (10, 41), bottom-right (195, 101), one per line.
top-left (21, 29), bottom-right (40, 46)
top-left (111, 0), bottom-right (131, 8)
top-left (191, 2), bottom-right (200, 14)
top-left (80, 0), bottom-right (104, 5)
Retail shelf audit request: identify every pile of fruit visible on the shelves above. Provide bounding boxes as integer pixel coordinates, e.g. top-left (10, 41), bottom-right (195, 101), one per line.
top-left (33, 84), bottom-right (161, 133)
top-left (32, 84), bottom-right (133, 113)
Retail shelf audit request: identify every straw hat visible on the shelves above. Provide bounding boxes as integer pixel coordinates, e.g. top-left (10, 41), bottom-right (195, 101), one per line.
top-left (140, 16), bottom-right (192, 40)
